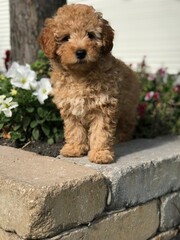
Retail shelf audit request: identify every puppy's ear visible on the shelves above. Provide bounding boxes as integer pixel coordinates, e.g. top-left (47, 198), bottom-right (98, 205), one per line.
top-left (101, 19), bottom-right (114, 55)
top-left (38, 19), bottom-right (56, 59)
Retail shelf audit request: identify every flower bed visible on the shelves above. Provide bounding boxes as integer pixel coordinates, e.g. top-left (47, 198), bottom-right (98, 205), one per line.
top-left (135, 57), bottom-right (180, 138)
top-left (0, 53), bottom-right (179, 146)
top-left (0, 52), bottom-right (63, 145)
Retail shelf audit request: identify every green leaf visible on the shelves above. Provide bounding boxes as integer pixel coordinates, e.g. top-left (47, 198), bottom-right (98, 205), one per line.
top-left (13, 124), bottom-right (21, 131)
top-left (23, 117), bottom-right (31, 131)
top-left (10, 131), bottom-right (22, 141)
top-left (32, 128), bottom-right (40, 140)
top-left (41, 125), bottom-right (50, 137)
top-left (26, 107), bottom-right (34, 113)
top-left (20, 136), bottom-right (26, 142)
top-left (53, 127), bottom-right (57, 133)
top-left (47, 138), bottom-right (54, 145)
top-left (37, 107), bottom-right (45, 118)
top-left (37, 119), bottom-right (45, 124)
top-left (30, 120), bottom-right (38, 128)
top-left (0, 123), bottom-right (4, 130)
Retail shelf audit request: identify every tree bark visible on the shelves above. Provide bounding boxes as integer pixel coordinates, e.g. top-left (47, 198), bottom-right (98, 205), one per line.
top-left (9, 0), bottom-right (66, 64)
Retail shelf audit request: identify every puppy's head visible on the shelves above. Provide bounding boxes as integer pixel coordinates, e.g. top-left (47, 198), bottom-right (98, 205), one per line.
top-left (39, 4), bottom-right (114, 71)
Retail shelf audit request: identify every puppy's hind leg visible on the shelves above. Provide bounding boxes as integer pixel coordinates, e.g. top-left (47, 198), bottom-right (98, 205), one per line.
top-left (60, 116), bottom-right (89, 157)
top-left (115, 114), bottom-right (137, 143)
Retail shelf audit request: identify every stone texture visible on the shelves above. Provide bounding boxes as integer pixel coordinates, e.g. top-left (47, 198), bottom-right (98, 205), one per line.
top-left (50, 200), bottom-right (159, 240)
top-left (61, 136), bottom-right (180, 210)
top-left (150, 229), bottom-right (179, 240)
top-left (0, 228), bottom-right (20, 240)
top-left (0, 146), bottom-right (107, 239)
top-left (160, 191), bottom-right (180, 231)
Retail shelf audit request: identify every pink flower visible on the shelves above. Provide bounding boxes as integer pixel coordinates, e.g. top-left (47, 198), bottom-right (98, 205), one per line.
top-left (174, 86), bottom-right (180, 93)
top-left (144, 91), bottom-right (154, 101)
top-left (144, 91), bottom-right (160, 101)
top-left (157, 68), bottom-right (167, 77)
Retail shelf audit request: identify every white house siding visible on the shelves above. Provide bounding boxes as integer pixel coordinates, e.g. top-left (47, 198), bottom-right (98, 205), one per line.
top-left (68, 0), bottom-right (180, 73)
top-left (0, 0), bottom-right (10, 73)
top-left (0, 1), bottom-right (180, 73)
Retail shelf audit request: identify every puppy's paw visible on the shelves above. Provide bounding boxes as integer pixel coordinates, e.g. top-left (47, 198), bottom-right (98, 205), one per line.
top-left (88, 149), bottom-right (114, 164)
top-left (60, 143), bottom-right (89, 157)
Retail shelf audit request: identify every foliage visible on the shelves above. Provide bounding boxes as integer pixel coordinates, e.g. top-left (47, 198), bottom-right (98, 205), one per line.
top-left (0, 52), bottom-right (63, 145)
top-left (0, 53), bottom-right (179, 146)
top-left (31, 50), bottom-right (51, 80)
top-left (134, 57), bottom-right (180, 138)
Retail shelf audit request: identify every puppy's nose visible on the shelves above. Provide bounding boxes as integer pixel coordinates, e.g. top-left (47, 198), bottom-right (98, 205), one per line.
top-left (76, 49), bottom-right (87, 60)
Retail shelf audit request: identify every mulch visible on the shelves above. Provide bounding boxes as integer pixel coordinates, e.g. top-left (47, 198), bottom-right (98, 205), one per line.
top-left (0, 138), bottom-right (63, 158)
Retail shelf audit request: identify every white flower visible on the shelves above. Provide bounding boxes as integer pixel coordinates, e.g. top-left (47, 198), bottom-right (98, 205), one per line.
top-left (0, 95), bottom-right (6, 103)
top-left (0, 95), bottom-right (18, 117)
top-left (6, 62), bottom-right (37, 90)
top-left (33, 78), bottom-right (52, 104)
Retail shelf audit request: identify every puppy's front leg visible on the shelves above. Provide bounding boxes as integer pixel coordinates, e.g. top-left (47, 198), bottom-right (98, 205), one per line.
top-left (60, 116), bottom-right (89, 157)
top-left (88, 113), bottom-right (117, 164)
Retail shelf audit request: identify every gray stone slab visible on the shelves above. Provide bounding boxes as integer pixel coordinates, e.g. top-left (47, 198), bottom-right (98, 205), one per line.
top-left (150, 229), bottom-right (179, 240)
top-left (59, 136), bottom-right (180, 210)
top-left (0, 146), bottom-right (107, 239)
top-left (48, 200), bottom-right (159, 240)
top-left (160, 191), bottom-right (180, 231)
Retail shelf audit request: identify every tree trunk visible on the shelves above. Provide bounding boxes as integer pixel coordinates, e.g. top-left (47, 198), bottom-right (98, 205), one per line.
top-left (10, 0), bottom-right (66, 64)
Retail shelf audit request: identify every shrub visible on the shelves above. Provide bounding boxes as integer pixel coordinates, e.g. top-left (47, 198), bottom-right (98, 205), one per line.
top-left (0, 52), bottom-right (63, 145)
top-left (135, 57), bottom-right (180, 138)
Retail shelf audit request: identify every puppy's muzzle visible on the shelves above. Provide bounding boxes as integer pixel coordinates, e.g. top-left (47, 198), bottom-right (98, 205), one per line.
top-left (76, 49), bottom-right (87, 60)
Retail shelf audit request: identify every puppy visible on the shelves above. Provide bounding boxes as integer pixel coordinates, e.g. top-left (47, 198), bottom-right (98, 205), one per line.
top-left (39, 4), bottom-right (140, 164)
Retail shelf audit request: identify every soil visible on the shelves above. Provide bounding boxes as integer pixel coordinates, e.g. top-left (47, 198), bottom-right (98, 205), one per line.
top-left (0, 138), bottom-right (64, 158)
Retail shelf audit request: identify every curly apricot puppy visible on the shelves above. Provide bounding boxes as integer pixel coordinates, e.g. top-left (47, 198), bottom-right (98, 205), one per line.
top-left (39, 4), bottom-right (140, 164)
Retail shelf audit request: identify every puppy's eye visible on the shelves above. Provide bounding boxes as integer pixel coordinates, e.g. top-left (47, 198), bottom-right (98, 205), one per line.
top-left (87, 32), bottom-right (96, 40)
top-left (55, 35), bottom-right (70, 44)
top-left (61, 35), bottom-right (70, 42)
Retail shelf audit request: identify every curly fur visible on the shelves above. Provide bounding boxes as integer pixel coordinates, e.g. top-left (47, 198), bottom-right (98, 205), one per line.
top-left (39, 4), bottom-right (140, 164)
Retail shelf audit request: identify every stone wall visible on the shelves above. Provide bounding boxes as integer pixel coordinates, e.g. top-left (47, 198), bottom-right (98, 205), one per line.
top-left (0, 136), bottom-right (179, 240)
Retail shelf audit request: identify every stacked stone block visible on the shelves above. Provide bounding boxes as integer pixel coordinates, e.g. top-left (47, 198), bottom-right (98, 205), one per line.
top-left (0, 136), bottom-right (179, 240)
